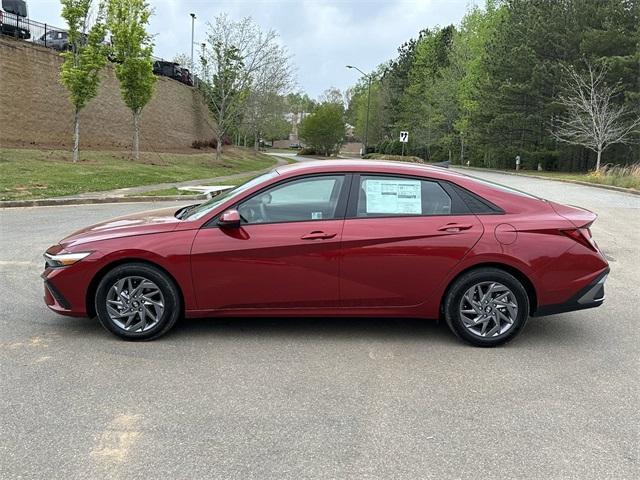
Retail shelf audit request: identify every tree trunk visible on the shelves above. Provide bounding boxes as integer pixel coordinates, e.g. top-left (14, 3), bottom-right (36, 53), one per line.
top-left (72, 109), bottom-right (80, 163)
top-left (133, 110), bottom-right (140, 161)
top-left (254, 131), bottom-right (259, 152)
top-left (216, 137), bottom-right (223, 161)
top-left (596, 147), bottom-right (602, 172)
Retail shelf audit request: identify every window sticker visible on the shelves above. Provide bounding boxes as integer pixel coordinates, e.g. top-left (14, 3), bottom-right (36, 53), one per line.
top-left (311, 211), bottom-right (323, 220)
top-left (365, 179), bottom-right (422, 214)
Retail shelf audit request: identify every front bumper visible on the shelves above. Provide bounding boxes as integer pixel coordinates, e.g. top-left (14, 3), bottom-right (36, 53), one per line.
top-left (42, 263), bottom-right (93, 317)
top-left (533, 268), bottom-right (609, 317)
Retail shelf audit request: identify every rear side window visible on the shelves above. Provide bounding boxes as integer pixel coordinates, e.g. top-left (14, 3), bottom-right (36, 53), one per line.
top-left (356, 175), bottom-right (452, 217)
top-left (449, 183), bottom-right (504, 214)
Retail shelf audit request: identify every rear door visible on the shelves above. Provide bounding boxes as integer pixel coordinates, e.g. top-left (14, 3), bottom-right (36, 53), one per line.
top-left (340, 174), bottom-right (483, 308)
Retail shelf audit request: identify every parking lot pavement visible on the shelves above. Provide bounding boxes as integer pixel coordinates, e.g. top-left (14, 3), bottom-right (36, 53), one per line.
top-left (1, 176), bottom-right (638, 480)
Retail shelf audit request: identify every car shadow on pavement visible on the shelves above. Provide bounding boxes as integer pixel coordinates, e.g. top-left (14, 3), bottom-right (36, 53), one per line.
top-left (49, 312), bottom-right (590, 348)
top-left (172, 316), bottom-right (459, 344)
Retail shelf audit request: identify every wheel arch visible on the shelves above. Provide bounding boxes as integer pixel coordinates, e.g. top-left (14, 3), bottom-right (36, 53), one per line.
top-left (86, 258), bottom-right (185, 318)
top-left (439, 262), bottom-right (538, 317)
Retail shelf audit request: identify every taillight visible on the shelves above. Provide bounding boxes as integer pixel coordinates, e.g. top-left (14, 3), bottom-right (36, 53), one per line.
top-left (562, 226), bottom-right (598, 251)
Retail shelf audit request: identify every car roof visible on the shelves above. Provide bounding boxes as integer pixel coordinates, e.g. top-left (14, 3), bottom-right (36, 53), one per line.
top-left (275, 159), bottom-right (467, 182)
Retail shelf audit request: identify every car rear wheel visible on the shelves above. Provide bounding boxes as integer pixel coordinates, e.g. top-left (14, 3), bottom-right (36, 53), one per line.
top-left (94, 263), bottom-right (181, 341)
top-left (444, 268), bottom-right (529, 347)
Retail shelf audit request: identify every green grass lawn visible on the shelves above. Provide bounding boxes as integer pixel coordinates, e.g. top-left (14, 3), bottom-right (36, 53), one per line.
top-left (0, 148), bottom-right (278, 200)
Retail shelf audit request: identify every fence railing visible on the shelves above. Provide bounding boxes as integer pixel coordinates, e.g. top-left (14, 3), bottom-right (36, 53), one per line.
top-left (0, 13), bottom-right (68, 49)
top-left (1, 13), bottom-right (199, 86)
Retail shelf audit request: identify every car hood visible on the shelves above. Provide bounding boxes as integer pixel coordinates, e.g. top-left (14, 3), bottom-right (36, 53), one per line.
top-left (60, 206), bottom-right (183, 248)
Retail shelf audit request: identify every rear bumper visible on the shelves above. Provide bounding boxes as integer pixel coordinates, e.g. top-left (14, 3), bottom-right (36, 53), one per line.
top-left (533, 268), bottom-right (609, 317)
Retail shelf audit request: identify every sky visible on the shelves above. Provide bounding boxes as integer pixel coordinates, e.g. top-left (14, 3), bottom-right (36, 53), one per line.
top-left (26, 0), bottom-right (476, 98)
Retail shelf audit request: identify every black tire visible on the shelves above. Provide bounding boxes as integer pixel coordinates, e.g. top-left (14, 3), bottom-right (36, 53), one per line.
top-left (94, 263), bottom-right (181, 341)
top-left (444, 267), bottom-right (530, 347)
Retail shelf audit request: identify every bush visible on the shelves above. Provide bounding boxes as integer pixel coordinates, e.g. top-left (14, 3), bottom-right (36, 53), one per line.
top-left (191, 137), bottom-right (232, 149)
top-left (364, 145), bottom-right (377, 155)
top-left (298, 147), bottom-right (317, 155)
top-left (191, 139), bottom-right (216, 149)
top-left (298, 103), bottom-right (345, 156)
top-left (363, 153), bottom-right (425, 163)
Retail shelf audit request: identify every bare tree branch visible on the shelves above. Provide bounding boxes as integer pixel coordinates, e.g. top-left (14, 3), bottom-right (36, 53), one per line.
top-left (550, 61), bottom-right (640, 170)
top-left (198, 14), bottom-right (294, 159)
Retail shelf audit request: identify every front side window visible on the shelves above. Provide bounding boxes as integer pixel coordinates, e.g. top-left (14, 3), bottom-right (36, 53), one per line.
top-left (357, 175), bottom-right (452, 217)
top-left (184, 170), bottom-right (279, 220)
top-left (238, 175), bottom-right (345, 224)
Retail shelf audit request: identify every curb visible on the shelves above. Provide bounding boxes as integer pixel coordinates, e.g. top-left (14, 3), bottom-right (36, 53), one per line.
top-left (0, 194), bottom-right (207, 209)
top-left (454, 166), bottom-right (640, 196)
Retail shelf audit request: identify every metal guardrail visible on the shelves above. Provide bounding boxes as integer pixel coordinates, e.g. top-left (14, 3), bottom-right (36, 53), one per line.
top-left (0, 12), bottom-right (198, 86)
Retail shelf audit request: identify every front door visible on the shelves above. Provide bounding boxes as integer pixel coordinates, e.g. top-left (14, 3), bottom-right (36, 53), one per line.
top-left (190, 174), bottom-right (349, 311)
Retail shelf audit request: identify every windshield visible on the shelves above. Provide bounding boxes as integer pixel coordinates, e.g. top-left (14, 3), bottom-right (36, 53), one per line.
top-left (2, 0), bottom-right (28, 17)
top-left (183, 170), bottom-right (279, 220)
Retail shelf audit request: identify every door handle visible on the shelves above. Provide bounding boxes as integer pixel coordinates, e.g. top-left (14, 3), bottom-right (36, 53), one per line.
top-left (301, 231), bottom-right (337, 240)
top-left (437, 223), bottom-right (473, 232)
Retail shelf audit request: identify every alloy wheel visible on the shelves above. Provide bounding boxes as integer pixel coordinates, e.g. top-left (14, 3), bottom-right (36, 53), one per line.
top-left (106, 276), bottom-right (165, 332)
top-left (459, 281), bottom-right (519, 338)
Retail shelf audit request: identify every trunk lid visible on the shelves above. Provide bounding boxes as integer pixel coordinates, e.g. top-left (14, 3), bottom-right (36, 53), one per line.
top-left (548, 201), bottom-right (597, 228)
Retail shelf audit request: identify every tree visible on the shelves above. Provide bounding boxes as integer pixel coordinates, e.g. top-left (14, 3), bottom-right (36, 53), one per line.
top-left (262, 110), bottom-right (291, 145)
top-left (298, 102), bottom-right (345, 156)
top-left (107, 0), bottom-right (156, 161)
top-left (59, 0), bottom-right (108, 162)
top-left (173, 53), bottom-right (191, 70)
top-left (200, 15), bottom-right (288, 159)
top-left (551, 62), bottom-right (640, 171)
top-left (241, 39), bottom-right (293, 151)
top-left (346, 74), bottom-right (385, 146)
top-left (319, 87), bottom-right (345, 108)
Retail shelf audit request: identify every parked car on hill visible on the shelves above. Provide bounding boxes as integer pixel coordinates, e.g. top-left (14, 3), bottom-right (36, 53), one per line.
top-left (0, 0), bottom-right (30, 39)
top-left (152, 60), bottom-right (193, 86)
top-left (42, 160), bottom-right (609, 346)
top-left (33, 29), bottom-right (68, 50)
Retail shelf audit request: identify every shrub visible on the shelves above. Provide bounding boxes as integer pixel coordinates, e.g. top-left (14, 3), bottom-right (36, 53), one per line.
top-left (363, 153), bottom-right (424, 163)
top-left (298, 147), bottom-right (317, 155)
top-left (298, 103), bottom-right (345, 156)
top-left (191, 137), bottom-right (232, 149)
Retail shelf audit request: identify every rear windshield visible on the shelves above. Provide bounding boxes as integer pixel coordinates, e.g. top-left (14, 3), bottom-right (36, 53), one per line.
top-left (2, 0), bottom-right (28, 17)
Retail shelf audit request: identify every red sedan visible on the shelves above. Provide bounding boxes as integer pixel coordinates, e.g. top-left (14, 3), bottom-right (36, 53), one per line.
top-left (42, 160), bottom-right (609, 346)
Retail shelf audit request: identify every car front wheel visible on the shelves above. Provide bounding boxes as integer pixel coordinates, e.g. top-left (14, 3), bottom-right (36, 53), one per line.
top-left (94, 263), bottom-right (181, 341)
top-left (444, 268), bottom-right (530, 347)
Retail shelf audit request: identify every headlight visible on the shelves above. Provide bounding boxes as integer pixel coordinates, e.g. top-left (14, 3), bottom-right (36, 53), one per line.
top-left (44, 251), bottom-right (92, 268)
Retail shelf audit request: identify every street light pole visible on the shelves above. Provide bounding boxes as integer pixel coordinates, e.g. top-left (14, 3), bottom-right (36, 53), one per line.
top-left (190, 13), bottom-right (196, 70)
top-left (347, 65), bottom-right (371, 157)
top-left (200, 43), bottom-right (207, 81)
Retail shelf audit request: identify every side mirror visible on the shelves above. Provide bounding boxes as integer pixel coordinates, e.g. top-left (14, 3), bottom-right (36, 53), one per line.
top-left (217, 209), bottom-right (241, 228)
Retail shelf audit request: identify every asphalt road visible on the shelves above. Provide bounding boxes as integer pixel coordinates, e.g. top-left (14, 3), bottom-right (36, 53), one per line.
top-left (1, 171), bottom-right (638, 479)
